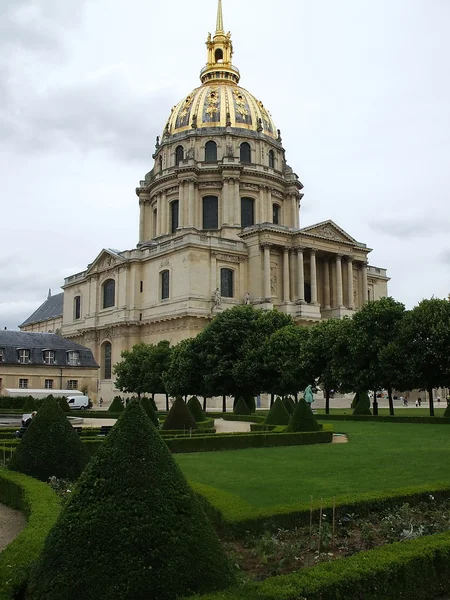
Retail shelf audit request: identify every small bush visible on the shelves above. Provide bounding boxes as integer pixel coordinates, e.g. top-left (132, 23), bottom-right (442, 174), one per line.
top-left (282, 396), bottom-right (295, 415)
top-left (23, 396), bottom-right (38, 412)
top-left (353, 391), bottom-right (372, 416)
top-left (162, 397), bottom-right (198, 431)
top-left (8, 397), bottom-right (89, 482)
top-left (57, 397), bottom-right (71, 413)
top-left (140, 397), bottom-right (159, 428)
top-left (234, 397), bottom-right (252, 416)
top-left (444, 403), bottom-right (450, 418)
top-left (141, 396), bottom-right (158, 411)
top-left (287, 398), bottom-right (321, 432)
top-left (108, 397), bottom-right (124, 413)
top-left (187, 396), bottom-right (205, 422)
top-left (265, 397), bottom-right (290, 426)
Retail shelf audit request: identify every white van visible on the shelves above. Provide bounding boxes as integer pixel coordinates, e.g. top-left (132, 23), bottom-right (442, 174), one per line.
top-left (67, 395), bottom-right (90, 410)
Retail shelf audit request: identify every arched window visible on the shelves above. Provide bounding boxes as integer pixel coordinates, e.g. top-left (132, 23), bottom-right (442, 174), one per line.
top-left (269, 150), bottom-right (275, 169)
top-left (161, 270), bottom-right (170, 300)
top-left (171, 200), bottom-right (179, 233)
top-left (159, 156), bottom-right (163, 173)
top-left (221, 269), bottom-right (234, 298)
top-left (272, 204), bottom-right (281, 225)
top-left (102, 279), bottom-right (115, 309)
top-left (175, 145), bottom-right (184, 166)
top-left (240, 142), bottom-right (251, 163)
top-left (241, 197), bottom-right (255, 228)
top-left (103, 342), bottom-right (112, 380)
top-left (304, 282), bottom-right (312, 304)
top-left (203, 196), bottom-right (218, 230)
top-left (215, 48), bottom-right (224, 63)
top-left (205, 141), bottom-right (218, 163)
top-left (74, 296), bottom-right (81, 320)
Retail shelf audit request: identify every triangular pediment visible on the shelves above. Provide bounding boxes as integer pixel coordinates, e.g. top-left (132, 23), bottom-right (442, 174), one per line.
top-left (299, 220), bottom-right (361, 245)
top-left (86, 249), bottom-right (127, 274)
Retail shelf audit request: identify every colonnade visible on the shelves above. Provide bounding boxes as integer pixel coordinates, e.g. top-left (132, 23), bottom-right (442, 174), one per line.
top-left (261, 244), bottom-right (368, 309)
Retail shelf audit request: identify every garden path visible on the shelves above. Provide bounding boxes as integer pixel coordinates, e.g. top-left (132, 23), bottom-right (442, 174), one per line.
top-left (214, 419), bottom-right (252, 433)
top-left (0, 503), bottom-right (26, 552)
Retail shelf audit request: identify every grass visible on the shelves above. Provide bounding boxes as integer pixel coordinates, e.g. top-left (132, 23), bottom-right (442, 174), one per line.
top-left (177, 421), bottom-right (450, 508)
top-left (314, 407), bottom-right (447, 416)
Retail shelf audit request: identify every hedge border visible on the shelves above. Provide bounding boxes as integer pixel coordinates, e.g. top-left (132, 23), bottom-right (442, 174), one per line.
top-left (221, 414), bottom-right (265, 423)
top-left (0, 469), bottom-right (61, 600)
top-left (317, 414), bottom-right (450, 424)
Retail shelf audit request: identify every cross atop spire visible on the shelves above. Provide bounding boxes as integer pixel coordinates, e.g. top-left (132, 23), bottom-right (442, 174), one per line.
top-left (216, 0), bottom-right (224, 33)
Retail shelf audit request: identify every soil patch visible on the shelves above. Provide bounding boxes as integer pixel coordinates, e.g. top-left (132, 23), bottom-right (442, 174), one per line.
top-left (0, 503), bottom-right (26, 552)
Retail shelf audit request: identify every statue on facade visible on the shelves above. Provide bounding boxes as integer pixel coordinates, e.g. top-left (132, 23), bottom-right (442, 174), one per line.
top-left (214, 288), bottom-right (222, 306)
top-left (304, 384), bottom-right (314, 406)
top-left (244, 292), bottom-right (250, 305)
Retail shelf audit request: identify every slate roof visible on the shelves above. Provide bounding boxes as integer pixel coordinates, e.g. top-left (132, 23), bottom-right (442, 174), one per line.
top-left (0, 332), bottom-right (99, 369)
top-left (19, 293), bottom-right (64, 328)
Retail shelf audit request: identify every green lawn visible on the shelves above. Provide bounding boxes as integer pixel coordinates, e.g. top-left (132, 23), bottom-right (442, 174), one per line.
top-left (314, 407), bottom-right (447, 417)
top-left (176, 422), bottom-right (450, 508)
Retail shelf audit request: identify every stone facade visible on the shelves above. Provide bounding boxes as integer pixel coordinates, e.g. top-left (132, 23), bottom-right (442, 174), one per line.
top-left (20, 2), bottom-right (389, 402)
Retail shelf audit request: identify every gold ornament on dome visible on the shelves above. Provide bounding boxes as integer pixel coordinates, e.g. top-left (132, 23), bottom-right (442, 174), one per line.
top-left (206, 87), bottom-right (220, 116)
top-left (178, 94), bottom-right (194, 120)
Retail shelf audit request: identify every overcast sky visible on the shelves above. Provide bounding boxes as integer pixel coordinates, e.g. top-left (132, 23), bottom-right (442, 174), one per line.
top-left (1, 0), bottom-right (449, 329)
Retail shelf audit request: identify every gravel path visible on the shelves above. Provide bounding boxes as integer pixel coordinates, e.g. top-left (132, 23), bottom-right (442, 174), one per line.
top-left (214, 419), bottom-right (252, 433)
top-left (0, 503), bottom-right (26, 552)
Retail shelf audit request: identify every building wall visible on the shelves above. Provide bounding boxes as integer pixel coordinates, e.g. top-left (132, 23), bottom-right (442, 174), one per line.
top-left (20, 316), bottom-right (63, 334)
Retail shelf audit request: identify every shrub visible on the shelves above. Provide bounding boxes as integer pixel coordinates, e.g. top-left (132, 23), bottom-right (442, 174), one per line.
top-left (23, 396), bottom-right (38, 413)
top-left (57, 397), bottom-right (71, 413)
top-left (8, 397), bottom-right (89, 482)
top-left (162, 397), bottom-right (198, 431)
top-left (287, 398), bottom-right (321, 432)
top-left (140, 397), bottom-right (159, 428)
top-left (141, 396), bottom-right (158, 411)
top-left (265, 397), bottom-right (290, 426)
top-left (187, 396), bottom-right (205, 422)
top-left (353, 391), bottom-right (372, 416)
top-left (282, 396), bottom-right (295, 415)
top-left (234, 397), bottom-right (252, 416)
top-left (108, 396), bottom-right (124, 413)
top-left (444, 403), bottom-right (450, 418)
top-left (25, 400), bottom-right (236, 600)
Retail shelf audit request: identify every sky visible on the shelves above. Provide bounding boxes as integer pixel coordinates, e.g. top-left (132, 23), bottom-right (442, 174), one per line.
top-left (1, 0), bottom-right (449, 329)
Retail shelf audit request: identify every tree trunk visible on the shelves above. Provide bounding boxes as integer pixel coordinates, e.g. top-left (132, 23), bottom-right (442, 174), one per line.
top-left (387, 386), bottom-right (394, 416)
top-left (222, 395), bottom-right (227, 413)
top-left (165, 394), bottom-right (169, 412)
top-left (428, 386), bottom-right (435, 417)
top-left (372, 390), bottom-right (379, 416)
top-left (295, 393), bottom-right (298, 403)
top-left (137, 392), bottom-right (141, 401)
top-left (325, 389), bottom-right (330, 415)
top-left (270, 393), bottom-right (275, 408)
top-left (203, 396), bottom-right (207, 412)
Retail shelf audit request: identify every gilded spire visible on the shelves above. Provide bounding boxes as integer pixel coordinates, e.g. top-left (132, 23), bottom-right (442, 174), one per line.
top-left (216, 0), bottom-right (224, 33)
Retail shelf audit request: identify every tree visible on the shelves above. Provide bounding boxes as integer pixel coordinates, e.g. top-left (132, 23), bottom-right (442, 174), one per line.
top-left (26, 401), bottom-right (236, 599)
top-left (163, 338), bottom-right (206, 398)
top-left (9, 397), bottom-right (89, 482)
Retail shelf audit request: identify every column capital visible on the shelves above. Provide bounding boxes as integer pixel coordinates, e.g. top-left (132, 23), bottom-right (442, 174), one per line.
top-left (295, 246), bottom-right (305, 253)
top-left (346, 254), bottom-right (355, 262)
top-left (335, 253), bottom-right (343, 261)
top-left (310, 249), bottom-right (317, 256)
top-left (283, 246), bottom-right (290, 254)
top-left (261, 242), bottom-right (273, 250)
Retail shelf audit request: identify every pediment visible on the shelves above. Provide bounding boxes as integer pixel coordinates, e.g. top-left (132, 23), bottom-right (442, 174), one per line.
top-left (299, 220), bottom-right (359, 245)
top-left (86, 249), bottom-right (126, 274)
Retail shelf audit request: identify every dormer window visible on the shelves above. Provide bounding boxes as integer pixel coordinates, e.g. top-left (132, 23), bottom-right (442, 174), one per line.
top-left (43, 350), bottom-right (55, 365)
top-left (18, 349), bottom-right (30, 364)
top-left (67, 351), bottom-right (79, 366)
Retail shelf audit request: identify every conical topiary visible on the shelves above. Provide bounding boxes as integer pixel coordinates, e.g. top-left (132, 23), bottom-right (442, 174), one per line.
top-left (282, 396), bottom-right (295, 415)
top-left (265, 397), bottom-right (291, 426)
top-left (25, 401), bottom-right (236, 600)
top-left (140, 397), bottom-right (159, 428)
top-left (109, 396), bottom-right (124, 412)
top-left (58, 397), bottom-right (71, 412)
top-left (23, 396), bottom-right (38, 412)
top-left (233, 397), bottom-right (251, 416)
top-left (9, 397), bottom-right (89, 482)
top-left (287, 398), bottom-right (321, 432)
top-left (187, 396), bottom-right (205, 422)
top-left (353, 391), bottom-right (372, 416)
top-left (162, 397), bottom-right (198, 430)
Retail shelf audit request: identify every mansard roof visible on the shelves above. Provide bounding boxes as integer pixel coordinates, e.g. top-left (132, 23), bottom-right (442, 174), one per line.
top-left (19, 292), bottom-right (64, 328)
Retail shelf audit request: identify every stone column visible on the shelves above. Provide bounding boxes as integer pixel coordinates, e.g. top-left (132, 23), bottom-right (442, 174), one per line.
top-left (161, 191), bottom-right (167, 235)
top-left (178, 182), bottom-right (185, 228)
top-left (323, 258), bottom-right (331, 309)
top-left (223, 179), bottom-right (229, 225)
top-left (262, 244), bottom-right (271, 300)
top-left (335, 254), bottom-right (344, 307)
top-left (188, 180), bottom-right (195, 227)
top-left (211, 252), bottom-right (217, 296)
top-left (259, 186), bottom-right (265, 223)
top-left (361, 261), bottom-right (368, 305)
top-left (283, 248), bottom-right (290, 302)
top-left (156, 195), bottom-right (161, 237)
top-left (347, 256), bottom-right (354, 309)
top-left (292, 195), bottom-right (299, 229)
top-left (289, 249), bottom-right (296, 301)
top-left (234, 179), bottom-right (240, 226)
top-left (310, 250), bottom-right (318, 305)
top-left (139, 199), bottom-right (145, 243)
top-left (297, 247), bottom-right (305, 303)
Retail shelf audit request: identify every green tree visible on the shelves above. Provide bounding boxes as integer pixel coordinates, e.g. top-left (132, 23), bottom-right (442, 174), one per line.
top-left (163, 338), bottom-right (206, 398)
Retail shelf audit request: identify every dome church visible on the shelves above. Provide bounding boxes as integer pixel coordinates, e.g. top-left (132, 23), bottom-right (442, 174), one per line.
top-left (20, 1), bottom-right (389, 402)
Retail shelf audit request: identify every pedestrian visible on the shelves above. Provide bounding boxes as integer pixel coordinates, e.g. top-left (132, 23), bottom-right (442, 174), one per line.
top-left (415, 399), bottom-right (419, 407)
top-left (418, 397), bottom-right (422, 407)
top-left (99, 397), bottom-right (104, 408)
top-left (437, 396), bottom-right (441, 403)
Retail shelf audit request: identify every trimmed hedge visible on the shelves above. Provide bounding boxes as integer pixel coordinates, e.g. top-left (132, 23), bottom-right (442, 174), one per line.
top-left (282, 396), bottom-right (295, 415)
top-left (26, 400), bottom-right (236, 600)
top-left (187, 396), bottom-right (206, 422)
top-left (162, 397), bottom-right (198, 431)
top-left (57, 397), bottom-right (71, 413)
top-left (108, 397), bottom-right (124, 413)
top-left (0, 469), bottom-right (61, 600)
top-left (222, 414), bottom-right (263, 423)
top-left (265, 398), bottom-right (290, 426)
top-left (140, 397), bottom-right (159, 428)
top-left (287, 399), bottom-right (321, 432)
top-left (317, 414), bottom-right (450, 424)
top-left (23, 397), bottom-right (38, 413)
top-left (233, 397), bottom-right (251, 416)
top-left (353, 391), bottom-right (372, 416)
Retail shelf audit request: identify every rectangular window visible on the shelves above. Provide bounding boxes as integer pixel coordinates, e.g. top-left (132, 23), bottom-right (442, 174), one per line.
top-left (67, 380), bottom-right (78, 390)
top-left (18, 349), bottom-right (30, 364)
top-left (19, 379), bottom-right (28, 389)
top-left (140, 281), bottom-right (143, 293)
top-left (67, 351), bottom-right (79, 366)
top-left (221, 268), bottom-right (234, 298)
top-left (202, 196), bottom-right (219, 230)
top-left (0, 349), bottom-right (4, 363)
top-left (241, 198), bottom-right (255, 228)
top-left (273, 204), bottom-right (280, 225)
top-left (161, 270), bottom-right (170, 300)
top-left (171, 200), bottom-right (179, 233)
top-left (44, 350), bottom-right (55, 365)
top-left (74, 296), bottom-right (81, 320)
top-left (44, 379), bottom-right (54, 389)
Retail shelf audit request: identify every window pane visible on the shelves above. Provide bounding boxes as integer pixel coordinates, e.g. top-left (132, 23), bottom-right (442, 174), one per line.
top-left (175, 146), bottom-right (184, 166)
top-left (68, 351), bottom-right (78, 366)
top-left (103, 343), bottom-right (112, 380)
top-left (240, 143), bottom-right (251, 163)
top-left (74, 296), bottom-right (81, 320)
top-left (171, 200), bottom-right (179, 233)
top-left (202, 196), bottom-right (218, 230)
top-left (269, 150), bottom-right (275, 168)
top-left (45, 379), bottom-right (53, 389)
top-left (161, 270), bottom-right (170, 300)
top-left (241, 197), bottom-right (254, 228)
top-left (19, 379), bottom-right (28, 389)
top-left (67, 380), bottom-right (78, 390)
top-left (273, 204), bottom-right (280, 225)
top-left (221, 269), bottom-right (234, 298)
top-left (103, 280), bottom-right (115, 308)
top-left (205, 141), bottom-right (217, 162)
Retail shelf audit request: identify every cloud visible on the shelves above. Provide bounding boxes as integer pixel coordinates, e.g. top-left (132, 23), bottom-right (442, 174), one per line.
top-left (370, 215), bottom-right (449, 238)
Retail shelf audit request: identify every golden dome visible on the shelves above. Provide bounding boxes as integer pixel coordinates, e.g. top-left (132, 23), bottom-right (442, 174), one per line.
top-left (163, 1), bottom-right (278, 141)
